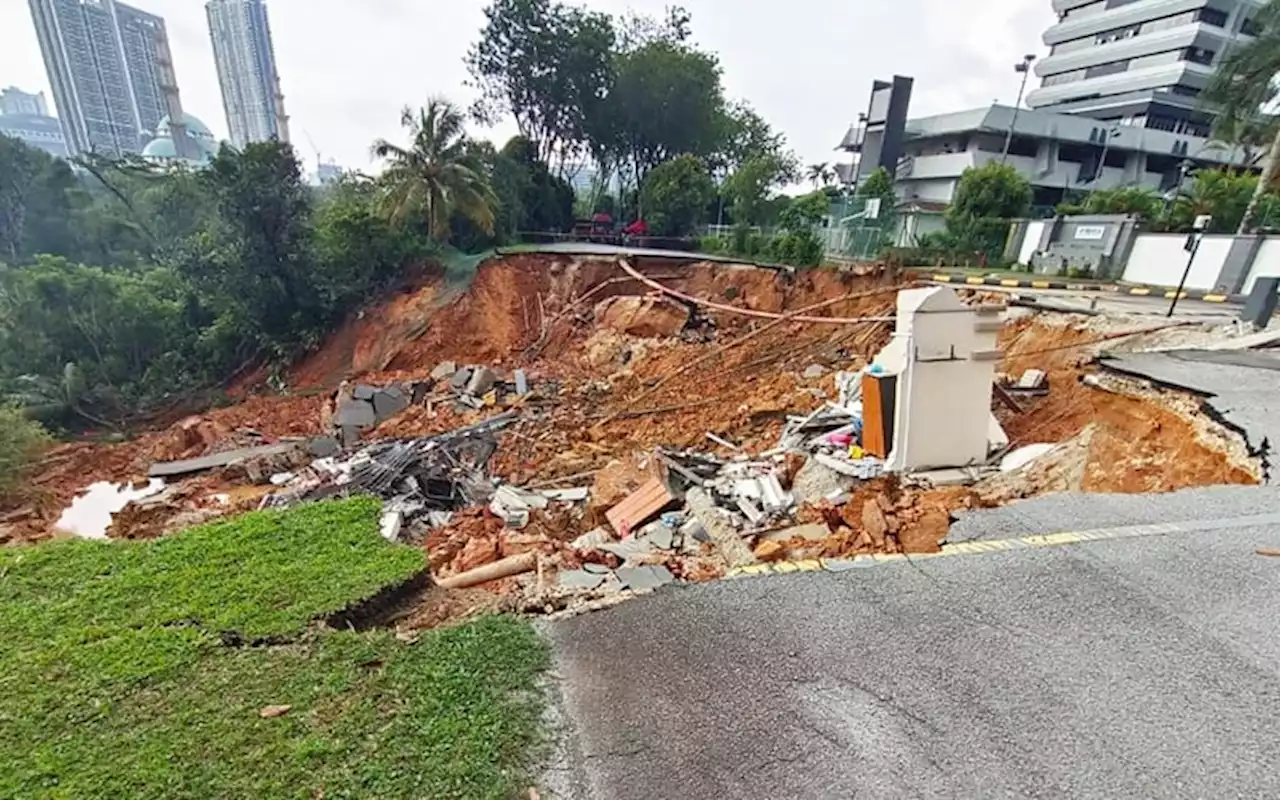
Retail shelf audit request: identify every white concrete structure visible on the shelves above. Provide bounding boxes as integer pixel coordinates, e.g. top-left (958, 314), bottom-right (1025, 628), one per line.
top-left (1030, 0), bottom-right (1263, 138)
top-left (874, 288), bottom-right (1005, 473)
top-left (206, 0), bottom-right (289, 147)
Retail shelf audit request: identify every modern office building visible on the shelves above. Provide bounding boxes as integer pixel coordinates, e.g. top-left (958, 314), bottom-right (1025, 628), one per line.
top-left (206, 0), bottom-right (290, 147)
top-left (1026, 0), bottom-right (1264, 137)
top-left (27, 0), bottom-right (192, 158)
top-left (839, 102), bottom-right (1252, 210)
top-left (0, 87), bottom-right (49, 117)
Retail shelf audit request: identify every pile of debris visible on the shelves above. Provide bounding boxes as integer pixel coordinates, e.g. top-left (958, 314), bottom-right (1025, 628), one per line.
top-left (326, 362), bottom-right (533, 446)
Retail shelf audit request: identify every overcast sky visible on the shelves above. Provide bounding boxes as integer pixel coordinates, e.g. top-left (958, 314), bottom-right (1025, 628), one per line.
top-left (1, 0), bottom-right (1057, 172)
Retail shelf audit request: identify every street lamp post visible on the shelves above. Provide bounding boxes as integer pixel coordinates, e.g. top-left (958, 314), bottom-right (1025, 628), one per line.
top-left (1090, 125), bottom-right (1120, 193)
top-left (1001, 54), bottom-right (1037, 165)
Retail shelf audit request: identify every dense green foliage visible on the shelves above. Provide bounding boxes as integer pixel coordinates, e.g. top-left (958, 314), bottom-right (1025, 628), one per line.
top-left (1057, 186), bottom-right (1166, 221)
top-left (0, 134), bottom-right (446, 427)
top-left (918, 163), bottom-right (1033, 260)
top-left (373, 99), bottom-right (499, 241)
top-left (641, 155), bottom-right (715, 235)
top-left (0, 497), bottom-right (550, 798)
top-left (0, 405), bottom-right (51, 495)
top-left (1203, 0), bottom-right (1280, 232)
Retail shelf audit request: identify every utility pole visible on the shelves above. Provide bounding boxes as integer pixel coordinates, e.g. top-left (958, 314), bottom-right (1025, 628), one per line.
top-left (1168, 214), bottom-right (1212, 317)
top-left (1001, 55), bottom-right (1036, 166)
top-left (1089, 125), bottom-right (1120, 195)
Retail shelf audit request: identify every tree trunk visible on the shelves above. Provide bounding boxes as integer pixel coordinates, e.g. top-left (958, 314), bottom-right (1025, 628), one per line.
top-left (1239, 123), bottom-right (1280, 233)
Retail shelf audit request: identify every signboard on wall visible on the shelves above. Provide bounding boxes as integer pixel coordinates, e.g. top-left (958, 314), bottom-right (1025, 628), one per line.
top-left (1074, 225), bottom-right (1106, 241)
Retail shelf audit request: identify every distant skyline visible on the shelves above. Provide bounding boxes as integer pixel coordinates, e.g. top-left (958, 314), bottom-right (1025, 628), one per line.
top-left (1, 0), bottom-right (1057, 172)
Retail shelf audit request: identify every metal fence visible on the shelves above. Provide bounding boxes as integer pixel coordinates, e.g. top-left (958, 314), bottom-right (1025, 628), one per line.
top-left (822, 196), bottom-right (894, 262)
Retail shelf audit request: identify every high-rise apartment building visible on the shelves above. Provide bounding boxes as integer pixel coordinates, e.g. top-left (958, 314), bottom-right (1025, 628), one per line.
top-left (1026, 0), bottom-right (1263, 137)
top-left (28, 0), bottom-right (191, 158)
top-left (0, 87), bottom-right (50, 117)
top-left (206, 0), bottom-right (290, 147)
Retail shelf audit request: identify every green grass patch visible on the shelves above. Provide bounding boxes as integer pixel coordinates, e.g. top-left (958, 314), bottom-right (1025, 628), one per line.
top-left (0, 498), bottom-right (550, 799)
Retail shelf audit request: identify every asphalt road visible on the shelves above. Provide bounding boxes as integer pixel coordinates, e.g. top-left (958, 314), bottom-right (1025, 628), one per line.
top-left (966, 283), bottom-right (1244, 320)
top-left (543, 489), bottom-right (1280, 799)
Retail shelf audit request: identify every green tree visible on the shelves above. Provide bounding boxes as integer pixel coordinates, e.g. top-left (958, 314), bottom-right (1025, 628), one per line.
top-left (858, 167), bottom-right (896, 203)
top-left (1203, 0), bottom-right (1280, 232)
top-left (195, 140), bottom-right (320, 361)
top-left (726, 154), bottom-right (791, 227)
top-left (0, 136), bottom-right (82, 262)
top-left (942, 162), bottom-right (1032, 259)
top-left (372, 99), bottom-right (498, 243)
top-left (599, 39), bottom-right (726, 188)
top-left (499, 136), bottom-right (575, 232)
top-left (0, 256), bottom-right (199, 426)
top-left (0, 405), bottom-right (50, 495)
top-left (807, 163), bottom-right (829, 190)
top-left (640, 155), bottom-right (714, 236)
top-left (1166, 169), bottom-right (1263, 233)
top-left (778, 189), bottom-right (830, 232)
top-left (1058, 186), bottom-right (1164, 221)
top-left (713, 101), bottom-right (796, 180)
top-left (467, 0), bottom-right (616, 168)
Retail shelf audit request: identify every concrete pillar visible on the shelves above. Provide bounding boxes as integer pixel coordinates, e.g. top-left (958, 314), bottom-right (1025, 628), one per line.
top-left (1215, 235), bottom-right (1264, 294)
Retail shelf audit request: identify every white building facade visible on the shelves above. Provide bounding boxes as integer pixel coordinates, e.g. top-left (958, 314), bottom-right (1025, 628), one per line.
top-left (1028, 0), bottom-right (1264, 138)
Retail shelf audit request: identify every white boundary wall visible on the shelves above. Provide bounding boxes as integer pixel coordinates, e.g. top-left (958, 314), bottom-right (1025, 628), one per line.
top-left (1121, 234), bottom-right (1233, 291)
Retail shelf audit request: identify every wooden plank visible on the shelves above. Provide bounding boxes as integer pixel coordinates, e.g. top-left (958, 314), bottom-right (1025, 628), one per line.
top-left (605, 476), bottom-right (676, 536)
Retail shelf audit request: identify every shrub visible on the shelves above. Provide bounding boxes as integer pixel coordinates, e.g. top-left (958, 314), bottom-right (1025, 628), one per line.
top-left (0, 405), bottom-right (51, 495)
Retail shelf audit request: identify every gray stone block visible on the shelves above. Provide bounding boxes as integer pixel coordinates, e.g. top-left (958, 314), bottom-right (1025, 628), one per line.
top-left (373, 386), bottom-right (409, 421)
top-left (307, 436), bottom-right (341, 458)
top-left (335, 399), bottom-right (376, 428)
top-left (450, 367), bottom-right (474, 391)
top-left (353, 384), bottom-right (377, 401)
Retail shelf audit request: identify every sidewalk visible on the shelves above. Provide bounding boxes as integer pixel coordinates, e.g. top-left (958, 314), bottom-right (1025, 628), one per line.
top-left (917, 269), bottom-right (1241, 304)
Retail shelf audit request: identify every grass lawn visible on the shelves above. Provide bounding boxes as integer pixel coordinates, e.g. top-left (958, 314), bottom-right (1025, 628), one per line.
top-left (0, 497), bottom-right (550, 799)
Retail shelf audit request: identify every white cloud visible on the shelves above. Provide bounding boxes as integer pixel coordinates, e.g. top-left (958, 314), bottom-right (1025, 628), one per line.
top-left (0, 0), bottom-right (1056, 170)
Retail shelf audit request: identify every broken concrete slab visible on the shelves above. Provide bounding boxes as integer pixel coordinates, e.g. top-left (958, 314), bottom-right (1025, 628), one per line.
top-left (373, 386), bottom-right (410, 421)
top-left (307, 436), bottom-right (341, 458)
top-left (571, 528), bottom-right (612, 550)
top-left (813, 453), bottom-right (883, 480)
top-left (449, 367), bottom-right (474, 391)
top-left (599, 537), bottom-right (658, 561)
top-left (335, 400), bottom-right (377, 429)
top-left (790, 458), bottom-right (856, 505)
top-left (614, 565), bottom-right (675, 592)
top-left (353, 384), bottom-right (377, 401)
top-left (1017, 369), bottom-right (1047, 390)
top-left (686, 487), bottom-right (756, 568)
top-left (539, 487), bottom-right (590, 503)
top-left (431, 361), bottom-right (457, 381)
top-left (465, 367), bottom-right (498, 397)
top-left (149, 442), bottom-right (302, 479)
top-left (514, 369), bottom-right (530, 396)
top-left (559, 569), bottom-right (607, 591)
top-left (803, 364), bottom-right (828, 379)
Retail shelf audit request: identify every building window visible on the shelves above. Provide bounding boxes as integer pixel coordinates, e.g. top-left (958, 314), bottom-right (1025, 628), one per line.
top-left (1043, 69), bottom-right (1086, 86)
top-left (1185, 46), bottom-right (1215, 65)
top-left (1198, 7), bottom-right (1228, 27)
top-left (1085, 60), bottom-right (1130, 79)
top-left (1241, 16), bottom-right (1263, 36)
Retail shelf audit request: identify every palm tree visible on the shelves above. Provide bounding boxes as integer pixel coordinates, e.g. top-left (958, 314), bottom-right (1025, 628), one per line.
top-left (371, 98), bottom-right (497, 241)
top-left (806, 162), bottom-right (829, 189)
top-left (1203, 0), bottom-right (1280, 233)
